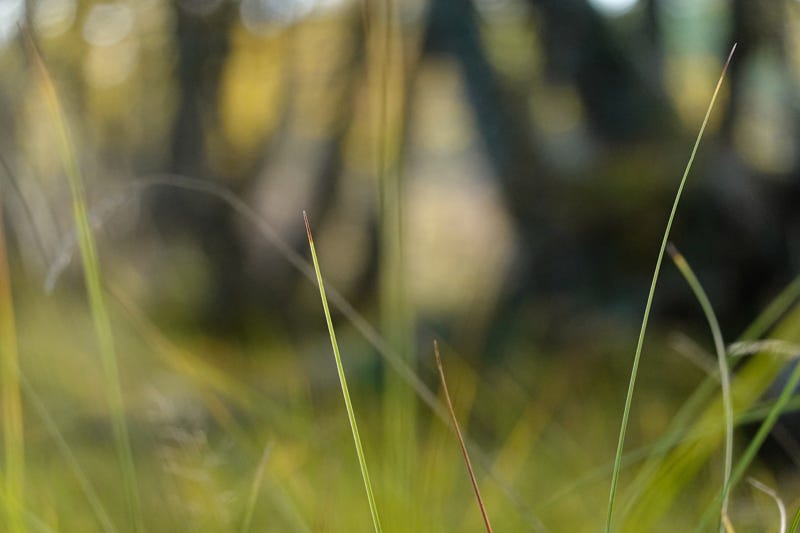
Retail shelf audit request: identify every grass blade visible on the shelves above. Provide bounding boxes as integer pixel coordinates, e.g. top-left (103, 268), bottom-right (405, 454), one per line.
top-left (304, 211), bottom-right (383, 533)
top-left (748, 478), bottom-right (786, 533)
top-left (0, 202), bottom-right (25, 533)
top-left (27, 36), bottom-right (143, 532)
top-left (668, 244), bottom-right (734, 526)
top-left (697, 344), bottom-right (800, 530)
top-left (790, 505), bottom-right (800, 533)
top-left (48, 175), bottom-right (546, 530)
top-left (615, 273), bottom-right (800, 523)
top-left (434, 341), bottom-right (493, 533)
top-left (240, 441), bottom-right (275, 533)
top-left (604, 43), bottom-right (736, 532)
top-left (19, 375), bottom-right (117, 533)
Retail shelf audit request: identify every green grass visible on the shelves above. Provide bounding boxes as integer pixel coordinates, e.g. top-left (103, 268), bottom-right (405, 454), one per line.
top-left (667, 244), bottom-right (733, 527)
top-left (304, 211), bottom-right (383, 533)
top-left (28, 38), bottom-right (144, 533)
top-left (791, 504), bottom-right (800, 533)
top-left (6, 165), bottom-right (800, 531)
top-left (7, 30), bottom-right (800, 533)
top-left (604, 43), bottom-right (736, 533)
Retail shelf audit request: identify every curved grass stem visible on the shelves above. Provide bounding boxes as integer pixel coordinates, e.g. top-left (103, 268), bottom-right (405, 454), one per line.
top-left (668, 244), bottom-right (733, 528)
top-left (604, 43), bottom-right (736, 532)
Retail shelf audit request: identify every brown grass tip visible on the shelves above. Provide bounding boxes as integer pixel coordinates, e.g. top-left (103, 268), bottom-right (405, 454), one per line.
top-left (303, 210), bottom-right (313, 245)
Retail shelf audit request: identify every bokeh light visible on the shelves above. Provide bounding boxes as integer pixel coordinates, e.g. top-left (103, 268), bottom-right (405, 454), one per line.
top-left (32, 0), bottom-right (77, 38)
top-left (587, 0), bottom-right (639, 16)
top-left (0, 0), bottom-right (24, 48)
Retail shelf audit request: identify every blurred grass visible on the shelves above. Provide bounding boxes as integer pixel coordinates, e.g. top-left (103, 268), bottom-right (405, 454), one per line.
top-left (7, 266), bottom-right (800, 531)
top-left (0, 201), bottom-right (25, 532)
top-left (3, 21), bottom-right (800, 533)
top-left (29, 38), bottom-right (144, 533)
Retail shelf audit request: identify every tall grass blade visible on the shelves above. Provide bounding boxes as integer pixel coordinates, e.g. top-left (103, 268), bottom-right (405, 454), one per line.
top-left (668, 244), bottom-right (733, 527)
top-left (604, 43), bottom-right (736, 532)
top-left (434, 341), bottom-right (493, 533)
top-left (27, 37), bottom-right (143, 533)
top-left (304, 211), bottom-right (383, 533)
top-left (0, 202), bottom-right (25, 533)
top-left (364, 0), bottom-right (418, 525)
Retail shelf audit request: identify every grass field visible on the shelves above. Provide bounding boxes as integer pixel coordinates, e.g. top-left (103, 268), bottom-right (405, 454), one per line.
top-left (3, 14), bottom-right (800, 533)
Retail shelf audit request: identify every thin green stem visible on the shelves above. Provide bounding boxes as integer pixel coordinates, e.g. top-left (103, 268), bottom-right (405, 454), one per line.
top-left (668, 244), bottom-right (733, 527)
top-left (604, 43), bottom-right (736, 533)
top-left (240, 442), bottom-right (274, 533)
top-left (304, 212), bottom-right (383, 533)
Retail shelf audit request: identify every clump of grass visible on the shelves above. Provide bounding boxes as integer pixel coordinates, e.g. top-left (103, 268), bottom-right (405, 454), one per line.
top-left (611, 272), bottom-right (800, 526)
top-left (604, 43), bottom-right (736, 532)
top-left (668, 243), bottom-right (733, 526)
top-left (27, 36), bottom-right (143, 532)
top-left (434, 340), bottom-right (493, 533)
top-left (304, 211), bottom-right (383, 533)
